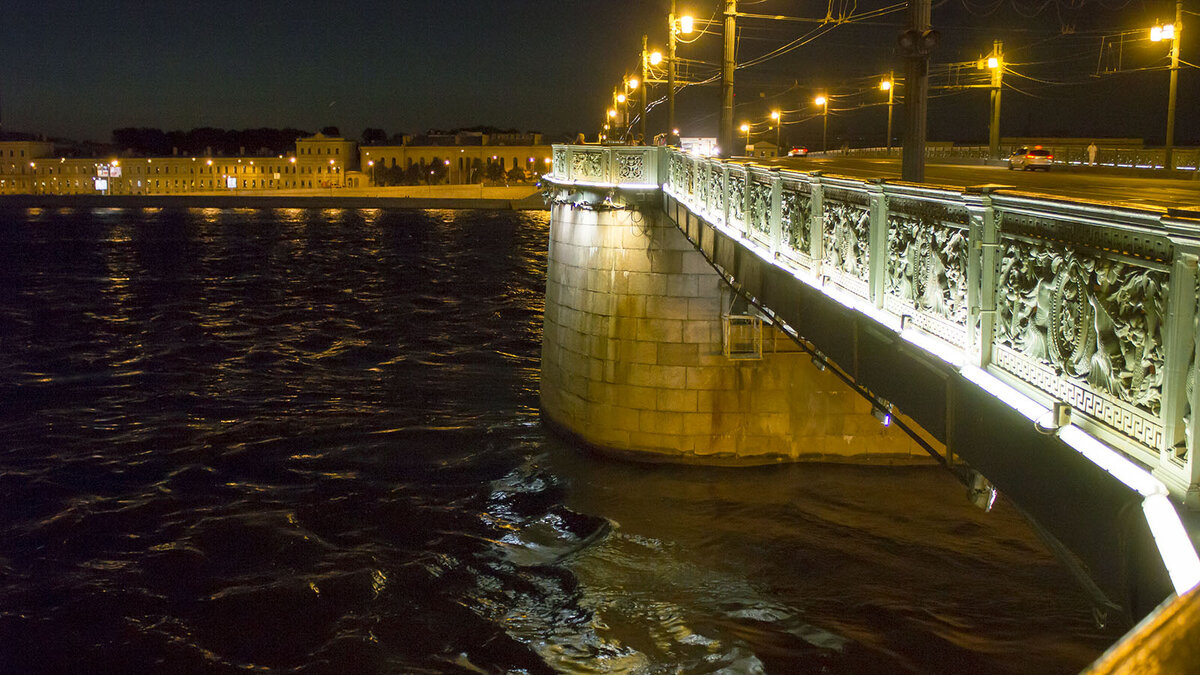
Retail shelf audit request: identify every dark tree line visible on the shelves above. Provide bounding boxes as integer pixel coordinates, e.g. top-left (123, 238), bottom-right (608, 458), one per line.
top-left (371, 156), bottom-right (452, 186)
top-left (111, 127), bottom-right (315, 156)
top-left (369, 157), bottom-right (530, 187)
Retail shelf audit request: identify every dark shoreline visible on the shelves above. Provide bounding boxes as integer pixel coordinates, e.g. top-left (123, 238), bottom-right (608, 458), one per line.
top-left (0, 193), bottom-right (548, 211)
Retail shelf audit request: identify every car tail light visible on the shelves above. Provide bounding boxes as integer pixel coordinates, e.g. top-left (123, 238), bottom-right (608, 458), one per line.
top-left (1026, 154), bottom-right (1034, 159)
top-left (1048, 155), bottom-right (1054, 159)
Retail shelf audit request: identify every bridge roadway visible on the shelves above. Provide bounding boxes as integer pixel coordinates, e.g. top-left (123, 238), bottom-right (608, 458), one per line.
top-left (766, 156), bottom-right (1200, 211)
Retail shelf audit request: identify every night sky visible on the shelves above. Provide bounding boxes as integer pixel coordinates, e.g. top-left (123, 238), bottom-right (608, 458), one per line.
top-left (2, 0), bottom-right (1196, 148)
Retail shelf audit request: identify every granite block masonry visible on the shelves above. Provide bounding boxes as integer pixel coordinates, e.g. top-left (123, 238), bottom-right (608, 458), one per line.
top-left (540, 198), bottom-right (929, 464)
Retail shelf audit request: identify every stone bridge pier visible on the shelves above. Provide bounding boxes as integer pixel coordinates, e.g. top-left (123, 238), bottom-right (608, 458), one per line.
top-left (540, 186), bottom-right (928, 464)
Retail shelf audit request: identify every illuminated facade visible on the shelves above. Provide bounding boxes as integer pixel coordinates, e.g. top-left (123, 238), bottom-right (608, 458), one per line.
top-left (0, 133), bottom-right (551, 195)
top-left (359, 145), bottom-right (552, 184)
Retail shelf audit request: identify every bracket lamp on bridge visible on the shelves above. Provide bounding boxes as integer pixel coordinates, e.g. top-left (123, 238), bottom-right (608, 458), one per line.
top-left (1034, 401), bottom-right (1073, 435)
top-left (871, 398), bottom-right (893, 428)
top-left (967, 471), bottom-right (999, 512)
top-left (810, 353), bottom-right (827, 372)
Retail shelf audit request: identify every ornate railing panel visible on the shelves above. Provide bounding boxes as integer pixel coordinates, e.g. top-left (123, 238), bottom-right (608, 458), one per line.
top-left (778, 179), bottom-right (814, 269)
top-left (696, 161), bottom-right (710, 216)
top-left (708, 166), bottom-right (725, 226)
top-left (552, 147), bottom-right (567, 177)
top-left (668, 151), bottom-right (684, 191)
top-left (991, 206), bottom-right (1173, 453)
top-left (615, 150), bottom-right (647, 184)
top-left (747, 173), bottom-right (773, 244)
top-left (883, 193), bottom-right (971, 348)
top-left (549, 145), bottom-right (662, 186)
top-left (820, 184), bottom-right (872, 300)
top-left (727, 169), bottom-right (747, 233)
top-left (1186, 283), bottom-right (1198, 458)
top-left (570, 150), bottom-right (606, 182)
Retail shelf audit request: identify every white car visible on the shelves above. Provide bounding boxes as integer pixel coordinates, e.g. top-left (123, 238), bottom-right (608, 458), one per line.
top-left (1008, 146), bottom-right (1054, 171)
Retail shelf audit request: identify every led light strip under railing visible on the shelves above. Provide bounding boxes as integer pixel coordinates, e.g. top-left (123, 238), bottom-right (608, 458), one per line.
top-left (662, 180), bottom-right (1200, 598)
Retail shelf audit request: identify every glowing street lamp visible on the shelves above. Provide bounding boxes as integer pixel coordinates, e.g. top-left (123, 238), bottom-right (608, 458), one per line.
top-left (1151, 23), bottom-right (1175, 42)
top-left (740, 122), bottom-right (751, 154)
top-left (367, 159), bottom-right (375, 185)
top-left (649, 50), bottom-right (663, 65)
top-left (770, 110), bottom-right (781, 151)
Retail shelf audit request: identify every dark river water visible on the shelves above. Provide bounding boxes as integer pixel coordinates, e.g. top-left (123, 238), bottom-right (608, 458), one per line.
top-left (0, 206), bottom-right (1118, 673)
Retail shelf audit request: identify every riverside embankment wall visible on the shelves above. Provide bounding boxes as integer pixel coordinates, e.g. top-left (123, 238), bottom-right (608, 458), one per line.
top-left (0, 186), bottom-right (546, 211)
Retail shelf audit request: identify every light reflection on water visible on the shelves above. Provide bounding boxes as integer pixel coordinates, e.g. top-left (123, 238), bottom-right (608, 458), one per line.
top-left (0, 206), bottom-right (1114, 673)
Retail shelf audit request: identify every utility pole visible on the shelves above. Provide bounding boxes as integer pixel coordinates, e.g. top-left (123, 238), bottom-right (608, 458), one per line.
top-left (988, 40), bottom-right (1003, 160)
top-left (720, 0), bottom-right (737, 158)
top-left (1165, 0), bottom-right (1182, 170)
top-left (668, 0), bottom-right (678, 145)
top-left (640, 34), bottom-right (649, 144)
top-left (900, 0), bottom-right (935, 182)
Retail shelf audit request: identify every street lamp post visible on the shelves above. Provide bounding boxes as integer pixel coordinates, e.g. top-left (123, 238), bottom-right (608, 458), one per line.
top-left (720, 0), bottom-right (738, 158)
top-left (640, 34), bottom-right (649, 144)
top-left (615, 89), bottom-right (629, 141)
top-left (368, 159), bottom-right (375, 186)
top-left (627, 75), bottom-right (641, 143)
top-left (880, 75), bottom-right (894, 154)
top-left (814, 95), bottom-right (828, 153)
top-left (899, 0), bottom-right (935, 182)
top-left (770, 110), bottom-right (781, 152)
top-left (1152, 2), bottom-right (1183, 170)
top-left (987, 41), bottom-right (1003, 160)
top-left (667, 2), bottom-right (693, 146)
top-left (740, 123), bottom-right (751, 155)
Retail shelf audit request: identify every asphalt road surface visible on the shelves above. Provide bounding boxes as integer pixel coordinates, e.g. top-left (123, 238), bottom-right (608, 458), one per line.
top-left (762, 156), bottom-right (1200, 212)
